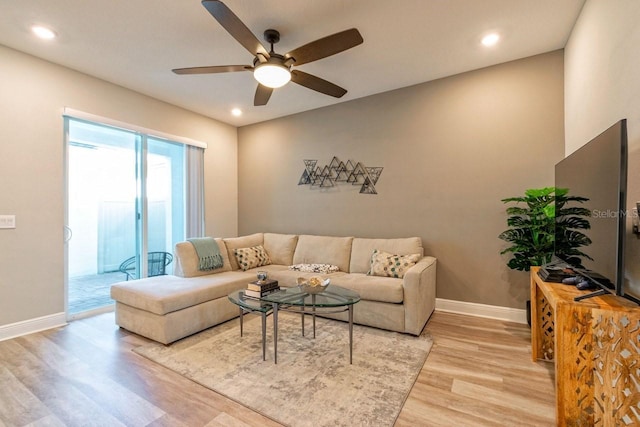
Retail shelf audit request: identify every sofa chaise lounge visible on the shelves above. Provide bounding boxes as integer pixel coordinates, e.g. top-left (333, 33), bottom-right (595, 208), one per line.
top-left (110, 233), bottom-right (437, 344)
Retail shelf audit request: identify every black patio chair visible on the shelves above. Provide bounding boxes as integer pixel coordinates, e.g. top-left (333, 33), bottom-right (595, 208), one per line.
top-left (118, 251), bottom-right (173, 281)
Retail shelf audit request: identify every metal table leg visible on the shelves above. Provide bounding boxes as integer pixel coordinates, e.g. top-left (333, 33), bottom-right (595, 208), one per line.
top-left (349, 304), bottom-right (354, 364)
top-left (273, 302), bottom-right (279, 364)
top-left (312, 294), bottom-right (316, 339)
top-left (261, 311), bottom-right (266, 361)
top-left (239, 306), bottom-right (244, 337)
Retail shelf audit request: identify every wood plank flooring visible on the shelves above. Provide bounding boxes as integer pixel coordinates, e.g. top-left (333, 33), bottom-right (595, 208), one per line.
top-left (0, 311), bottom-right (556, 426)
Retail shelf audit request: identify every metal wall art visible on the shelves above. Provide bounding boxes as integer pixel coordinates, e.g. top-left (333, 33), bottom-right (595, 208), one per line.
top-left (298, 156), bottom-right (383, 194)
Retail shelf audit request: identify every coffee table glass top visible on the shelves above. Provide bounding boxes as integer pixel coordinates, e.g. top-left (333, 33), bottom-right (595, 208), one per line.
top-left (228, 290), bottom-right (273, 313)
top-left (261, 285), bottom-right (360, 307)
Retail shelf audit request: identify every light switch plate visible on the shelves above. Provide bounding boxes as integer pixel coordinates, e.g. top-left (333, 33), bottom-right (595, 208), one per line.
top-left (0, 215), bottom-right (16, 229)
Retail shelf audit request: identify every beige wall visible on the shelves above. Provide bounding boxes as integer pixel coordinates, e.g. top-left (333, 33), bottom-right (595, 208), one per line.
top-left (564, 1), bottom-right (640, 297)
top-left (0, 45), bottom-right (238, 327)
top-left (564, 0), bottom-right (640, 155)
top-left (238, 51), bottom-right (565, 309)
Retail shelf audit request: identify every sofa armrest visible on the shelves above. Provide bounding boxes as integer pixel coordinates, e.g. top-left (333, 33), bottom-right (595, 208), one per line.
top-left (402, 256), bottom-right (437, 335)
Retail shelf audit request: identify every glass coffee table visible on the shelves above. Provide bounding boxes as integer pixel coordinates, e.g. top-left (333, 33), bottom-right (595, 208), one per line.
top-left (261, 286), bottom-right (360, 364)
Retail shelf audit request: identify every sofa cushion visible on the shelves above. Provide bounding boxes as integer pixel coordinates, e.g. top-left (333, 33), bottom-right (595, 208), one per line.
top-left (368, 250), bottom-right (421, 279)
top-left (110, 272), bottom-right (255, 315)
top-left (350, 237), bottom-right (423, 274)
top-left (330, 273), bottom-right (404, 304)
top-left (233, 245), bottom-right (271, 271)
top-left (264, 233), bottom-right (298, 265)
top-left (174, 238), bottom-right (231, 278)
top-left (223, 233), bottom-right (264, 270)
top-left (293, 235), bottom-right (353, 272)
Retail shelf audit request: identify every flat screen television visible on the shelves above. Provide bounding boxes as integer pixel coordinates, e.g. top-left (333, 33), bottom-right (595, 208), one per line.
top-left (554, 119), bottom-right (634, 302)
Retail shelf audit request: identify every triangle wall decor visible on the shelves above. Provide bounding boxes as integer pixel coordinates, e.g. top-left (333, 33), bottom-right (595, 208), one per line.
top-left (298, 157), bottom-right (383, 195)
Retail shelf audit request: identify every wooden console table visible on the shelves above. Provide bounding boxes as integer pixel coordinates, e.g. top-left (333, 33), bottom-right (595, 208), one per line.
top-left (530, 267), bottom-right (640, 426)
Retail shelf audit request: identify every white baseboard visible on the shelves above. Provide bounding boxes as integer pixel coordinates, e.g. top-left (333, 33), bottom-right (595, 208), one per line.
top-left (435, 298), bottom-right (527, 324)
top-left (0, 312), bottom-right (67, 342)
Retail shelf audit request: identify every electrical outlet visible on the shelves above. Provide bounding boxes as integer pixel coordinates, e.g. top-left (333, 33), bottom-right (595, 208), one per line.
top-left (0, 215), bottom-right (16, 229)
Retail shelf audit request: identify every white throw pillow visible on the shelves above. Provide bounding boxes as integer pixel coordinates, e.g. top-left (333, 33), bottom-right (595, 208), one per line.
top-left (289, 263), bottom-right (340, 274)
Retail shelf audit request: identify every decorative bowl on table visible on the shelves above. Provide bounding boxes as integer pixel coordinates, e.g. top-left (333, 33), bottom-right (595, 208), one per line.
top-left (297, 276), bottom-right (330, 294)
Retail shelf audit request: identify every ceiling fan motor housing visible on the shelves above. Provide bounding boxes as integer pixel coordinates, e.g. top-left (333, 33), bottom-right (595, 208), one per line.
top-left (263, 29), bottom-right (281, 46)
top-left (253, 52), bottom-right (289, 67)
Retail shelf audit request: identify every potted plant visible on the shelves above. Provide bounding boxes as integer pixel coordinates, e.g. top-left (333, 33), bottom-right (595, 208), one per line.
top-left (499, 187), bottom-right (592, 323)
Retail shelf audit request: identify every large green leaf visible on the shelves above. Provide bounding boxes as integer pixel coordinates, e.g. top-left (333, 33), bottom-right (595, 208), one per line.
top-left (525, 187), bottom-right (555, 198)
top-left (505, 207), bottom-right (531, 216)
top-left (501, 196), bottom-right (527, 203)
top-left (556, 207), bottom-right (592, 218)
top-left (506, 217), bottom-right (531, 228)
top-left (556, 217), bottom-right (591, 230)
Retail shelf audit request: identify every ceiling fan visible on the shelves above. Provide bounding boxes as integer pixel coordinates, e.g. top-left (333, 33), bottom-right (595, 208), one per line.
top-left (172, 0), bottom-right (364, 106)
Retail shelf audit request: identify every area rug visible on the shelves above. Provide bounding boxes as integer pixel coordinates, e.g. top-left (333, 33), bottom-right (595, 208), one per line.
top-left (133, 313), bottom-right (433, 427)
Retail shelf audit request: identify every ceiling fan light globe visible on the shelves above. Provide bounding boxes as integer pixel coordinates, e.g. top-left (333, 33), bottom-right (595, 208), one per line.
top-left (254, 63), bottom-right (291, 88)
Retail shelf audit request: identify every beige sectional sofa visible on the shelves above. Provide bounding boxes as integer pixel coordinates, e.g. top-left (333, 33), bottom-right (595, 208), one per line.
top-left (110, 233), bottom-right (437, 344)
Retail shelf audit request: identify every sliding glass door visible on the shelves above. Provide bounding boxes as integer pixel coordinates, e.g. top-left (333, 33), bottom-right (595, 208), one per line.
top-left (147, 138), bottom-right (185, 260)
top-left (65, 118), bottom-right (185, 318)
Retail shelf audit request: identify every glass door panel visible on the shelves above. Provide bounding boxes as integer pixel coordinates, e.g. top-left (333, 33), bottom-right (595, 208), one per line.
top-left (67, 119), bottom-right (140, 316)
top-left (147, 138), bottom-right (186, 275)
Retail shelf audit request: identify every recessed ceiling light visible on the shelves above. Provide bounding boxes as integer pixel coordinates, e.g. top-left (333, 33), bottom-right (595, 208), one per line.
top-left (31, 25), bottom-right (57, 40)
top-left (481, 33), bottom-right (500, 47)
top-left (231, 108), bottom-right (242, 117)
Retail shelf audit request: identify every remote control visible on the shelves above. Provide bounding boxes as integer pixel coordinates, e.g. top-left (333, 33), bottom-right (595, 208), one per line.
top-left (576, 279), bottom-right (593, 290)
top-left (562, 276), bottom-right (584, 285)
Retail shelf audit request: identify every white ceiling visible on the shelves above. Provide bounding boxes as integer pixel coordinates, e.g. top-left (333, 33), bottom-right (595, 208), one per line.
top-left (0, 0), bottom-right (585, 127)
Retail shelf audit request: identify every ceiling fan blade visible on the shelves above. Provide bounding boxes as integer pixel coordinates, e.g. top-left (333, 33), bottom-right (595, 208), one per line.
top-left (285, 28), bottom-right (363, 66)
top-left (202, 1), bottom-right (269, 57)
top-left (254, 84), bottom-right (273, 106)
top-left (172, 65), bottom-right (251, 75)
top-left (290, 70), bottom-right (347, 98)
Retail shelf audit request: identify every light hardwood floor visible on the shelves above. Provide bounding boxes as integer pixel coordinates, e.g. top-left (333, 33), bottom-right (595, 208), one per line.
top-left (0, 311), bottom-right (556, 426)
